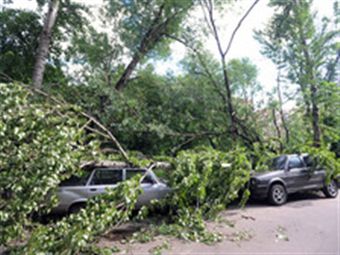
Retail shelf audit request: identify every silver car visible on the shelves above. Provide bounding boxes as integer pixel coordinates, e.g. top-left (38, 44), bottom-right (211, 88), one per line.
top-left (52, 168), bottom-right (171, 214)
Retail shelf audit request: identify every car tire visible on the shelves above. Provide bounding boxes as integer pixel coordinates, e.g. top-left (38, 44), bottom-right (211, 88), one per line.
top-left (323, 180), bottom-right (338, 198)
top-left (69, 203), bottom-right (86, 214)
top-left (268, 184), bottom-right (287, 206)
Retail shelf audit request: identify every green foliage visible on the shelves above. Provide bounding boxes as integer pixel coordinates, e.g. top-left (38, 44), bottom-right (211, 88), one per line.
top-left (168, 147), bottom-right (251, 213)
top-left (0, 83), bottom-right (97, 246)
top-left (149, 240), bottom-right (169, 255)
top-left (132, 147), bottom-right (252, 244)
top-left (131, 214), bottom-right (223, 245)
top-left (56, 64), bottom-right (232, 155)
top-left (250, 143), bottom-right (277, 172)
top-left (18, 177), bottom-right (141, 255)
top-left (105, 0), bottom-right (193, 56)
top-left (256, 0), bottom-right (339, 147)
top-left (0, 9), bottom-right (38, 82)
top-left (1, 0), bottom-right (339, 253)
top-left (228, 58), bottom-right (261, 103)
top-left (0, 83), bottom-right (144, 254)
top-left (0, 9), bottom-right (63, 83)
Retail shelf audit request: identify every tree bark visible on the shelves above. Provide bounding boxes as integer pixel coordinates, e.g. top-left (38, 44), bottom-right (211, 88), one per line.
top-left (221, 61), bottom-right (238, 140)
top-left (115, 4), bottom-right (175, 91)
top-left (276, 70), bottom-right (290, 144)
top-left (115, 53), bottom-right (142, 91)
top-left (32, 0), bottom-right (60, 89)
top-left (272, 108), bottom-right (283, 152)
top-left (310, 84), bottom-right (321, 147)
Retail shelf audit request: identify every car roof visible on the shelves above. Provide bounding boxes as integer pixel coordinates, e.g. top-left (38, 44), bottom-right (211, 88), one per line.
top-left (280, 153), bottom-right (308, 158)
top-left (93, 167), bottom-right (147, 171)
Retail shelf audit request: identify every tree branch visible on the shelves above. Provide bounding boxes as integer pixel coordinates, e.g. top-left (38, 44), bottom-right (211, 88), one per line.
top-left (223, 0), bottom-right (260, 57)
top-left (21, 84), bottom-right (130, 162)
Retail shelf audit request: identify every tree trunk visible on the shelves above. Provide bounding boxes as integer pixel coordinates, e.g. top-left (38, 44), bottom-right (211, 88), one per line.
top-left (276, 71), bottom-right (290, 144)
top-left (221, 62), bottom-right (238, 140)
top-left (272, 108), bottom-right (283, 152)
top-left (114, 4), bottom-right (168, 91)
top-left (32, 0), bottom-right (60, 89)
top-left (115, 54), bottom-right (141, 91)
top-left (310, 84), bottom-right (321, 147)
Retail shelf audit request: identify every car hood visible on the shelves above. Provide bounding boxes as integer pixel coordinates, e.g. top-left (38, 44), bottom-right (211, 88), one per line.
top-left (251, 169), bottom-right (283, 180)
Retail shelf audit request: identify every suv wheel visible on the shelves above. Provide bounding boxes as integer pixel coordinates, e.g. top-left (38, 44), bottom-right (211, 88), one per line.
top-left (268, 184), bottom-right (287, 205)
top-left (323, 180), bottom-right (338, 198)
top-left (69, 203), bottom-right (86, 214)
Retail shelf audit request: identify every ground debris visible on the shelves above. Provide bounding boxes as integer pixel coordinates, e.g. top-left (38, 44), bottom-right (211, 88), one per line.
top-left (241, 214), bottom-right (256, 221)
top-left (227, 229), bottom-right (253, 245)
top-left (275, 225), bottom-right (289, 242)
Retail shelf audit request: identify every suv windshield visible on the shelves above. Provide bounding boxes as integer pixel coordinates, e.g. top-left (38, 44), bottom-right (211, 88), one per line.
top-left (60, 171), bottom-right (91, 186)
top-left (303, 155), bottom-right (314, 167)
top-left (125, 169), bottom-right (155, 184)
top-left (271, 156), bottom-right (287, 170)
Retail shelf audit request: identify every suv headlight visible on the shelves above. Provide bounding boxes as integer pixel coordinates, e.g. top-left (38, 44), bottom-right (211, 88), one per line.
top-left (250, 178), bottom-right (257, 186)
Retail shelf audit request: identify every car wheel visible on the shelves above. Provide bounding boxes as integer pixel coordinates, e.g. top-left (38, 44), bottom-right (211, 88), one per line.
top-left (323, 180), bottom-right (338, 198)
top-left (69, 203), bottom-right (86, 214)
top-left (268, 184), bottom-right (287, 205)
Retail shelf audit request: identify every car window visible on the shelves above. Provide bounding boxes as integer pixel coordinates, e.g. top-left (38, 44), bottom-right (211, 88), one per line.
top-left (303, 155), bottom-right (314, 167)
top-left (60, 171), bottom-right (91, 186)
top-left (125, 169), bottom-right (155, 184)
top-left (288, 156), bottom-right (304, 169)
top-left (90, 169), bottom-right (122, 185)
top-left (271, 156), bottom-right (287, 170)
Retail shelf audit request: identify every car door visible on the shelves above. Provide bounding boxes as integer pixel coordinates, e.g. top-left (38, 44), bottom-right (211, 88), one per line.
top-left (125, 169), bottom-right (159, 207)
top-left (86, 168), bottom-right (123, 198)
top-left (56, 171), bottom-right (92, 213)
top-left (302, 155), bottom-right (325, 189)
top-left (285, 155), bottom-right (310, 193)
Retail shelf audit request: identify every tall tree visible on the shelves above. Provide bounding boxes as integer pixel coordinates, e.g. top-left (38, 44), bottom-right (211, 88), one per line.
top-left (168, 0), bottom-right (261, 147)
top-left (256, 0), bottom-right (339, 147)
top-left (32, 0), bottom-right (60, 88)
top-left (198, 0), bottom-right (260, 142)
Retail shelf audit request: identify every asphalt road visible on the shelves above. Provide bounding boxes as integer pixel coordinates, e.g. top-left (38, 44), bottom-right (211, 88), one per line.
top-left (106, 191), bottom-right (340, 255)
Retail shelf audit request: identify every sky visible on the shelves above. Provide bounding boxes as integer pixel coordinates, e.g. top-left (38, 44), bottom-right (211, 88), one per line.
top-left (3, 0), bottom-right (336, 108)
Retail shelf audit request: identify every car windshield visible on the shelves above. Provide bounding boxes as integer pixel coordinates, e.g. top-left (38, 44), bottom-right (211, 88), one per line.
top-left (59, 171), bottom-right (91, 186)
top-left (303, 155), bottom-right (314, 167)
top-left (125, 169), bottom-right (155, 184)
top-left (270, 156), bottom-right (287, 170)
